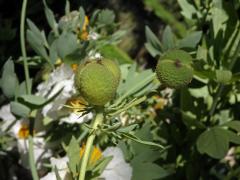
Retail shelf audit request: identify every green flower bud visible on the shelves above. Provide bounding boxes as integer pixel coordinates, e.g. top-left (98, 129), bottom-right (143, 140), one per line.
top-left (75, 60), bottom-right (119, 106)
top-left (156, 59), bottom-right (193, 88)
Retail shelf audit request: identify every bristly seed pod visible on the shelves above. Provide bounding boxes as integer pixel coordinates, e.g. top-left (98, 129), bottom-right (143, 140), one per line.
top-left (156, 59), bottom-right (193, 88)
top-left (75, 59), bottom-right (120, 106)
top-left (101, 59), bottom-right (121, 84)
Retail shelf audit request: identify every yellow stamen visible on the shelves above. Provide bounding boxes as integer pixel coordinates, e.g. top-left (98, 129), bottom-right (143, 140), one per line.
top-left (71, 63), bottom-right (78, 72)
top-left (17, 124), bottom-right (30, 139)
top-left (66, 97), bottom-right (88, 114)
top-left (154, 97), bottom-right (167, 110)
top-left (80, 144), bottom-right (102, 165)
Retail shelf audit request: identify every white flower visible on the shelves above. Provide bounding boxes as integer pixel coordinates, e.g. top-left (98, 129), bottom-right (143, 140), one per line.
top-left (12, 120), bottom-right (51, 168)
top-left (41, 147), bottom-right (132, 180)
top-left (101, 147), bottom-right (132, 180)
top-left (17, 137), bottom-right (51, 168)
top-left (40, 156), bottom-right (69, 180)
top-left (60, 112), bottom-right (93, 124)
top-left (0, 104), bottom-right (51, 168)
top-left (224, 147), bottom-right (236, 167)
top-left (37, 64), bottom-right (76, 119)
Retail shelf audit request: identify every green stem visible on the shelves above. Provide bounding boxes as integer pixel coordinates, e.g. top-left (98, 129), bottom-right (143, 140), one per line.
top-left (208, 85), bottom-right (224, 117)
top-left (20, 0), bottom-right (31, 94)
top-left (79, 112), bottom-right (104, 180)
top-left (28, 135), bottom-right (39, 180)
top-left (20, 0), bottom-right (38, 179)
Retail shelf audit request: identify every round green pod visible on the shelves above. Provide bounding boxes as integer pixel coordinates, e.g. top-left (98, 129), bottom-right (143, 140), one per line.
top-left (101, 59), bottom-right (121, 84)
top-left (75, 61), bottom-right (118, 106)
top-left (156, 59), bottom-right (193, 88)
top-left (160, 49), bottom-right (192, 65)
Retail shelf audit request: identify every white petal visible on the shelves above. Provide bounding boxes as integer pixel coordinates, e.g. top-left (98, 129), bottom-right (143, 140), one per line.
top-left (0, 104), bottom-right (16, 131)
top-left (50, 156), bottom-right (69, 170)
top-left (101, 147), bottom-right (132, 180)
top-left (60, 112), bottom-right (93, 124)
top-left (40, 171), bottom-right (68, 180)
top-left (40, 172), bottom-right (57, 180)
top-left (40, 156), bottom-right (69, 180)
top-left (37, 65), bottom-right (76, 118)
top-left (0, 104), bottom-right (16, 121)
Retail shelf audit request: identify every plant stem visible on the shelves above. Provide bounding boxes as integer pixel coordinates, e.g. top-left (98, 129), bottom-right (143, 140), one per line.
top-left (20, 0), bottom-right (31, 94)
top-left (28, 135), bottom-right (39, 180)
top-left (208, 84), bottom-right (224, 117)
top-left (79, 112), bottom-right (104, 180)
top-left (20, 0), bottom-right (38, 179)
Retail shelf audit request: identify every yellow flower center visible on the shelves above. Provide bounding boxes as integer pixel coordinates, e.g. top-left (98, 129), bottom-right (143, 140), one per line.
top-left (80, 144), bottom-right (102, 165)
top-left (17, 124), bottom-right (30, 139)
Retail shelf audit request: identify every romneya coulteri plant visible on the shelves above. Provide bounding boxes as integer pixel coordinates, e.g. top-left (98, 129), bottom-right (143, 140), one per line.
top-left (0, 0), bottom-right (240, 179)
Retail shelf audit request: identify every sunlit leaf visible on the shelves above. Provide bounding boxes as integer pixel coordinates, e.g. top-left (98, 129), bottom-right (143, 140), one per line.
top-left (212, 7), bottom-right (228, 37)
top-left (215, 70), bottom-right (232, 84)
top-left (177, 0), bottom-right (200, 19)
top-left (99, 45), bottom-right (133, 64)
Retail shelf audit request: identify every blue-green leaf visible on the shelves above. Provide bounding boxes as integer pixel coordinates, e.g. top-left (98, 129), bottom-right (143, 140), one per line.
top-left (178, 31), bottom-right (202, 48)
top-left (43, 0), bottom-right (59, 35)
top-left (1, 59), bottom-right (19, 98)
top-left (145, 26), bottom-right (162, 57)
top-left (131, 163), bottom-right (170, 180)
top-left (10, 101), bottom-right (30, 118)
top-left (67, 136), bottom-right (80, 175)
top-left (162, 26), bottom-right (175, 50)
top-left (97, 9), bottom-right (115, 25)
top-left (56, 33), bottom-right (79, 59)
top-left (19, 95), bottom-right (46, 106)
top-left (197, 127), bottom-right (229, 159)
